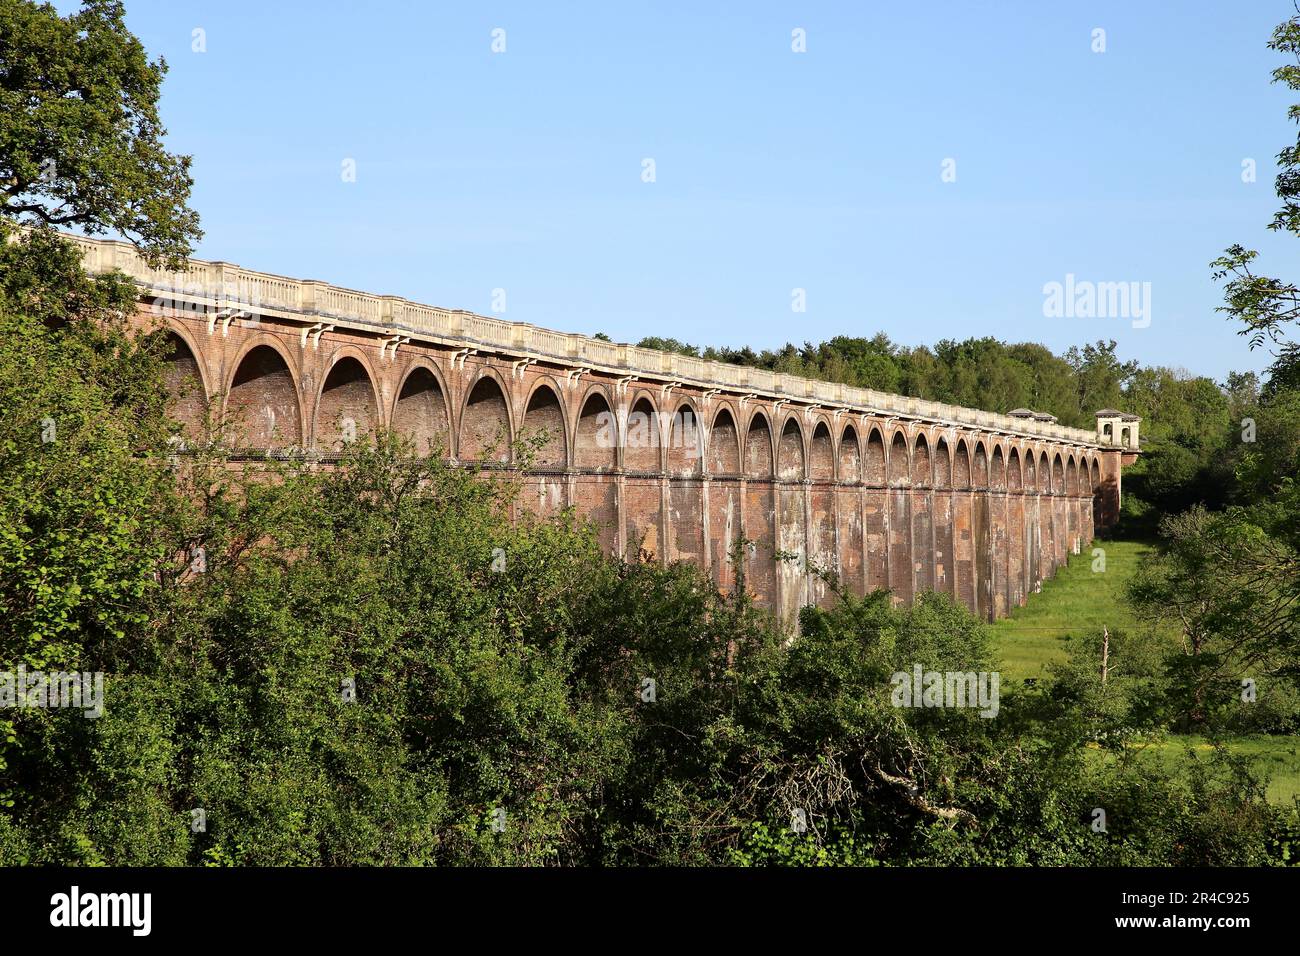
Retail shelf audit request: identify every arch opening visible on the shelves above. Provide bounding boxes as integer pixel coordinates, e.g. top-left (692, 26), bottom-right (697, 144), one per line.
top-left (934, 438), bottom-right (952, 490)
top-left (745, 414), bottom-right (774, 477)
top-left (888, 432), bottom-right (909, 486)
top-left (990, 446), bottom-right (1006, 492)
top-left (973, 443), bottom-right (989, 489)
top-left (576, 391), bottom-right (618, 471)
top-left (810, 422), bottom-right (834, 481)
top-left (667, 403), bottom-right (702, 475)
top-left (393, 366), bottom-right (449, 457)
top-left (709, 408), bottom-right (741, 475)
top-left (316, 356), bottom-right (377, 451)
top-left (778, 418), bottom-right (805, 480)
top-left (954, 440), bottom-right (971, 489)
top-left (162, 331), bottom-right (207, 443)
top-left (226, 345), bottom-right (301, 449)
top-left (865, 428), bottom-right (886, 485)
top-left (461, 375), bottom-right (512, 463)
top-left (839, 425), bottom-right (861, 483)
top-left (521, 384), bottom-right (566, 467)
top-left (623, 396), bottom-right (659, 472)
top-left (913, 434), bottom-right (932, 488)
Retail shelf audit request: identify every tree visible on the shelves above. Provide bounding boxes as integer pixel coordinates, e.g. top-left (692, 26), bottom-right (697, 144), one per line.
top-left (1211, 12), bottom-right (1300, 356)
top-left (0, 0), bottom-right (200, 266)
top-left (1129, 505), bottom-right (1300, 729)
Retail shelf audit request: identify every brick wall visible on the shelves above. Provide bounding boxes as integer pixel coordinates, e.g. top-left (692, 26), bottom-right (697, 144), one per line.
top-left (147, 304), bottom-right (1123, 627)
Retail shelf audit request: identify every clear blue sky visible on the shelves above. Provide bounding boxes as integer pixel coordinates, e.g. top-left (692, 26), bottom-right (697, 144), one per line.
top-left (89, 1), bottom-right (1300, 379)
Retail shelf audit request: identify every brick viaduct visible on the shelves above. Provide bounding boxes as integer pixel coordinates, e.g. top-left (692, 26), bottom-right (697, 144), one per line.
top-left (70, 234), bottom-right (1140, 628)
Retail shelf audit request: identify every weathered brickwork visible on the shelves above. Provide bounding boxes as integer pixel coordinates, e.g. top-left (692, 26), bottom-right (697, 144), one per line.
top-left (0, 217), bottom-right (1119, 635)
top-left (142, 302), bottom-right (1130, 626)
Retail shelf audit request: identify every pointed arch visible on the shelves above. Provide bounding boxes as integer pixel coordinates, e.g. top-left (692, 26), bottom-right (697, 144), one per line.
top-left (778, 417), bottom-right (805, 480)
top-left (839, 424), bottom-right (862, 483)
top-left (708, 405), bottom-right (742, 475)
top-left (1052, 453), bottom-right (1065, 495)
top-left (745, 411), bottom-right (774, 477)
top-left (667, 400), bottom-right (702, 475)
top-left (888, 430), bottom-right (909, 486)
top-left (1007, 448), bottom-right (1023, 492)
top-left (1066, 456), bottom-right (1079, 496)
top-left (990, 446), bottom-right (1006, 492)
top-left (461, 373), bottom-right (513, 463)
top-left (913, 433), bottom-right (932, 488)
top-left (933, 437), bottom-right (952, 490)
top-left (315, 355), bottom-right (379, 451)
top-left (575, 389), bottom-right (618, 471)
top-left (865, 427), bottom-right (886, 486)
top-left (973, 441), bottom-right (989, 489)
top-left (954, 439), bottom-right (971, 489)
top-left (161, 329), bottom-right (208, 441)
top-left (521, 381), bottom-right (567, 467)
top-left (809, 421), bottom-right (834, 481)
top-left (1038, 451), bottom-right (1051, 493)
top-left (392, 363), bottom-right (449, 456)
top-left (1023, 447), bottom-right (1036, 491)
top-left (623, 394), bottom-right (660, 472)
top-left (226, 342), bottom-right (301, 449)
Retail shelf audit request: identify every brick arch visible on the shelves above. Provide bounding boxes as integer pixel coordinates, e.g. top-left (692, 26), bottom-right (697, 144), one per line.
top-left (1090, 458), bottom-right (1102, 523)
top-left (162, 321), bottom-right (213, 397)
top-left (912, 432), bottom-right (932, 487)
top-left (314, 349), bottom-right (381, 451)
top-left (317, 343), bottom-right (381, 404)
top-left (392, 360), bottom-right (450, 456)
top-left (953, 438), bottom-right (971, 490)
top-left (972, 441), bottom-right (989, 489)
top-left (1038, 450), bottom-right (1051, 493)
top-left (620, 383), bottom-right (657, 432)
top-left (224, 338), bottom-right (303, 450)
top-left (933, 436), bottom-right (952, 489)
top-left (161, 327), bottom-right (209, 442)
top-left (888, 430), bottom-right (910, 486)
top-left (1066, 455), bottom-right (1079, 496)
top-left (744, 409), bottom-right (775, 477)
top-left (990, 445), bottom-right (1006, 492)
top-left (1050, 453), bottom-right (1064, 495)
top-left (777, 415), bottom-right (805, 480)
top-left (839, 423), bottom-right (861, 482)
top-left (623, 392), bottom-right (660, 473)
top-left (666, 398), bottom-right (703, 476)
top-left (460, 370), bottom-right (513, 463)
top-left (708, 404), bottom-right (742, 475)
top-left (1007, 447), bottom-right (1023, 492)
top-left (1023, 446), bottom-right (1036, 490)
top-left (521, 379), bottom-right (568, 468)
top-left (809, 420), bottom-right (834, 480)
top-left (864, 426), bottom-right (886, 486)
top-left (573, 387), bottom-right (618, 472)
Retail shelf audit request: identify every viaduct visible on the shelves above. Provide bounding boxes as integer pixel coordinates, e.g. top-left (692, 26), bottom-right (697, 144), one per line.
top-left (69, 234), bottom-right (1141, 628)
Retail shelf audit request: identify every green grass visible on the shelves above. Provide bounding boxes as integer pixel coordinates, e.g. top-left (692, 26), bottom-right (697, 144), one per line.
top-left (991, 537), bottom-right (1300, 805)
top-left (1140, 736), bottom-right (1300, 806)
top-left (990, 539), bottom-right (1157, 682)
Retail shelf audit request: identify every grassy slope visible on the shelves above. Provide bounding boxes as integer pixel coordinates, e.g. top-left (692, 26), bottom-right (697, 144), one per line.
top-left (990, 538), bottom-right (1300, 805)
top-left (991, 539), bottom-right (1154, 682)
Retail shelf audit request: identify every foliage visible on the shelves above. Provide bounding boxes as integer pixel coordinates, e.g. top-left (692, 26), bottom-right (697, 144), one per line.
top-left (0, 0), bottom-right (200, 265)
top-left (1, 0), bottom-right (1295, 870)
